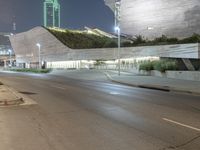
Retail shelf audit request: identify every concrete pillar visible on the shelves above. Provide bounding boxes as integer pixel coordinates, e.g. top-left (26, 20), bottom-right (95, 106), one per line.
top-left (4, 60), bottom-right (7, 68)
top-left (182, 59), bottom-right (195, 71)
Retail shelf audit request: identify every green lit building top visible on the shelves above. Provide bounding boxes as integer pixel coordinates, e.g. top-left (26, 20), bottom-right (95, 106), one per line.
top-left (44, 0), bottom-right (60, 27)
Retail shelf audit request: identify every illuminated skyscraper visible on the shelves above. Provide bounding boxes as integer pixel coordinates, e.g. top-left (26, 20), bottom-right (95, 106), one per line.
top-left (44, 0), bottom-right (60, 27)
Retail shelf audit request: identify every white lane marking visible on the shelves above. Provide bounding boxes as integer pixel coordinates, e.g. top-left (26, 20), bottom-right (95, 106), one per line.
top-left (104, 72), bottom-right (112, 79)
top-left (163, 118), bottom-right (200, 132)
top-left (51, 85), bottom-right (66, 90)
top-left (109, 92), bottom-right (120, 95)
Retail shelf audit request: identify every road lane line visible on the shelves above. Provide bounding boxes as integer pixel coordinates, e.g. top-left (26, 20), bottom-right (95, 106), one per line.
top-left (51, 85), bottom-right (66, 90)
top-left (109, 91), bottom-right (120, 95)
top-left (163, 118), bottom-right (200, 132)
top-left (104, 72), bottom-right (111, 79)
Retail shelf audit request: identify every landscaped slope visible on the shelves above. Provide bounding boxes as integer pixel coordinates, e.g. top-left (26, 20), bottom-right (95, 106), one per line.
top-left (46, 27), bottom-right (200, 49)
top-left (46, 27), bottom-right (118, 49)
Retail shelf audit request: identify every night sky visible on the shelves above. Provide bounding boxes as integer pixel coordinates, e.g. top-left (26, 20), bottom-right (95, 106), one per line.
top-left (0, 0), bottom-right (114, 33)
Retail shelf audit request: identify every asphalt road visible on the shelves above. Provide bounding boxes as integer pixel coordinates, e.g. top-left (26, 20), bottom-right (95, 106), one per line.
top-left (0, 71), bottom-right (199, 150)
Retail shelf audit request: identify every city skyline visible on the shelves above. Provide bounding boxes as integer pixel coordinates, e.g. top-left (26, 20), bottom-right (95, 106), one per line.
top-left (0, 0), bottom-right (114, 33)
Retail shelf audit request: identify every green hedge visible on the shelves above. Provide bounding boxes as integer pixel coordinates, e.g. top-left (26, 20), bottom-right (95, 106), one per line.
top-left (139, 60), bottom-right (178, 73)
top-left (10, 68), bottom-right (52, 73)
top-left (139, 61), bottom-right (154, 71)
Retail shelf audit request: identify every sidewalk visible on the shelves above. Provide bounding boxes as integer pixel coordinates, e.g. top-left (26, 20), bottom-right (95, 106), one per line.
top-left (104, 70), bottom-right (200, 95)
top-left (41, 69), bottom-right (200, 95)
top-left (0, 82), bottom-right (24, 106)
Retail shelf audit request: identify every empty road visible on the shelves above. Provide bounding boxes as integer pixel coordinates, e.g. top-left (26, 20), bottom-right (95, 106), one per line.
top-left (0, 71), bottom-right (199, 150)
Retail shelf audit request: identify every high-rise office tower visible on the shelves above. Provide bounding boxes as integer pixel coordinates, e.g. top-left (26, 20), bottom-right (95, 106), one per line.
top-left (44, 0), bottom-right (60, 27)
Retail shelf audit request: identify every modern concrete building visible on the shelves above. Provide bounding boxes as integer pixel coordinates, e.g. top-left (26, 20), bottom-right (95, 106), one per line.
top-left (44, 0), bottom-right (60, 27)
top-left (104, 0), bottom-right (200, 39)
top-left (0, 33), bottom-right (14, 67)
top-left (9, 27), bottom-right (200, 70)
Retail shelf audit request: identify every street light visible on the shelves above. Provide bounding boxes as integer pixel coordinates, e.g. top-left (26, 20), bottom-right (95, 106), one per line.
top-left (36, 43), bottom-right (41, 69)
top-left (115, 26), bottom-right (121, 76)
top-left (115, 0), bottom-right (121, 76)
top-left (8, 49), bottom-right (12, 67)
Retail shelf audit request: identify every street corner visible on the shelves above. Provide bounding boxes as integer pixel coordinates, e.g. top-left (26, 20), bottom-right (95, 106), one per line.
top-left (0, 83), bottom-right (37, 107)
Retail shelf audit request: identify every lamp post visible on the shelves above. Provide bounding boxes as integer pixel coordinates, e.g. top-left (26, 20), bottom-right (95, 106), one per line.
top-left (115, 0), bottom-right (121, 76)
top-left (115, 26), bottom-right (121, 76)
top-left (36, 43), bottom-right (41, 69)
top-left (8, 49), bottom-right (12, 67)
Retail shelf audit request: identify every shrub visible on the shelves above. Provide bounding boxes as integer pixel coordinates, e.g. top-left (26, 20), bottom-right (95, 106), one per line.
top-left (94, 60), bottom-right (106, 66)
top-left (121, 41), bottom-right (133, 47)
top-left (10, 68), bottom-right (52, 73)
top-left (154, 35), bottom-right (168, 43)
top-left (103, 40), bottom-right (118, 48)
top-left (133, 35), bottom-right (146, 45)
top-left (179, 33), bottom-right (200, 43)
top-left (139, 61), bottom-right (154, 71)
top-left (139, 60), bottom-right (178, 72)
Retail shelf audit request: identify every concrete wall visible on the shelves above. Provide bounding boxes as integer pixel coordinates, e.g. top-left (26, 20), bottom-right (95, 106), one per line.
top-left (105, 0), bottom-right (200, 38)
top-left (10, 27), bottom-right (69, 63)
top-left (9, 27), bottom-right (200, 65)
top-left (139, 70), bottom-right (200, 81)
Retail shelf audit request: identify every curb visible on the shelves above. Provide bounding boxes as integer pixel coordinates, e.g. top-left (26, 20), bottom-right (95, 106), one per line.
top-left (0, 98), bottom-right (24, 106)
top-left (0, 84), bottom-right (37, 107)
top-left (104, 72), bottom-right (200, 96)
top-left (0, 85), bottom-right (25, 107)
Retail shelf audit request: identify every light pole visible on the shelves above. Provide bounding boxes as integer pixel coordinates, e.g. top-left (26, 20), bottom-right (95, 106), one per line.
top-left (36, 43), bottom-right (41, 69)
top-left (115, 0), bottom-right (121, 76)
top-left (8, 49), bottom-right (12, 67)
top-left (115, 26), bottom-right (121, 76)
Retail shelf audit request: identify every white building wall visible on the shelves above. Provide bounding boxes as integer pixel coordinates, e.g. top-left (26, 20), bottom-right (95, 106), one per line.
top-left (9, 26), bottom-right (200, 69)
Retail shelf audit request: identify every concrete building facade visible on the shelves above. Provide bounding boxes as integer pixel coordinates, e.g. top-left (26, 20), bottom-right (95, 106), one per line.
top-left (0, 33), bottom-right (14, 67)
top-left (104, 0), bottom-right (200, 39)
top-left (9, 27), bottom-right (200, 69)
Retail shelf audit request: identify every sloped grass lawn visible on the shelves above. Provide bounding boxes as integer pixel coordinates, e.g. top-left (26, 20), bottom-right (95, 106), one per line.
top-left (46, 28), bottom-right (117, 49)
top-left (46, 27), bottom-right (200, 49)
